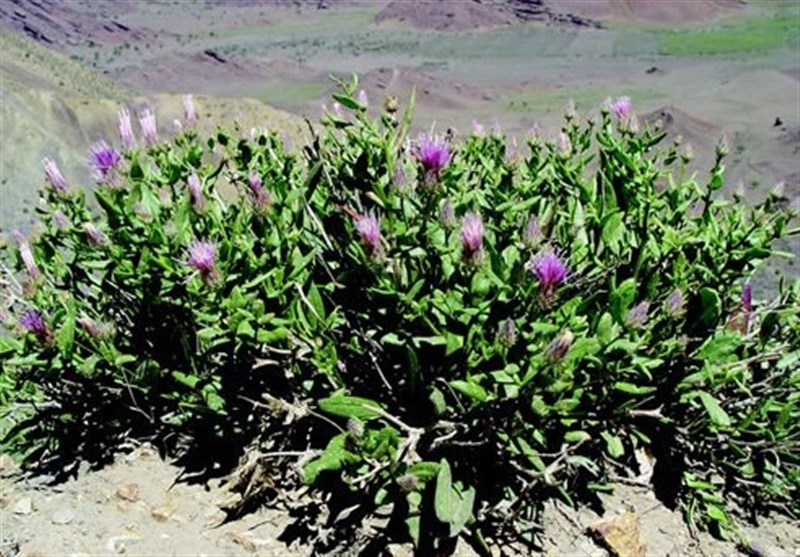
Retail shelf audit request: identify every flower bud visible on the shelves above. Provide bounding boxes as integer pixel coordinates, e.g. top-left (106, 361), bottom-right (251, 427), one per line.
top-left (546, 330), bottom-right (573, 363)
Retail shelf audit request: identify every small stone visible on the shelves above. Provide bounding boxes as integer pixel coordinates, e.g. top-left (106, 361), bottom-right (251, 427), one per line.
top-left (12, 497), bottom-right (34, 515)
top-left (51, 508), bottom-right (75, 525)
top-left (0, 453), bottom-right (18, 476)
top-left (151, 501), bottom-right (177, 522)
top-left (115, 484), bottom-right (140, 502)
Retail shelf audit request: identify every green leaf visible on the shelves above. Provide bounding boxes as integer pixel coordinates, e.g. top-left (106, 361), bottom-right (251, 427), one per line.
top-left (698, 287), bottom-right (721, 327)
top-left (695, 331), bottom-right (740, 361)
top-left (57, 298), bottom-right (77, 355)
top-left (596, 312), bottom-right (616, 345)
top-left (434, 459), bottom-right (475, 537)
top-left (409, 461), bottom-right (441, 483)
top-left (318, 394), bottom-right (385, 420)
top-left (601, 211), bottom-right (625, 253)
top-left (601, 431), bottom-right (625, 458)
top-left (697, 391), bottom-right (731, 428)
top-left (332, 93), bottom-right (361, 111)
top-left (610, 278), bottom-right (637, 322)
top-left (302, 433), bottom-right (357, 484)
top-left (613, 382), bottom-right (657, 395)
top-left (449, 380), bottom-right (489, 402)
top-left (236, 320), bottom-right (255, 339)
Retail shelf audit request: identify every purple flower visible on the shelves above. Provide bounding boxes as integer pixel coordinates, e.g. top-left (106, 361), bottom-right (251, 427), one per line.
top-left (412, 133), bottom-right (451, 179)
top-left (12, 230), bottom-right (39, 279)
top-left (187, 172), bottom-right (205, 211)
top-left (742, 283), bottom-right (752, 316)
top-left (139, 107), bottom-right (158, 146)
top-left (77, 315), bottom-right (102, 338)
top-left (609, 96), bottom-right (632, 120)
top-left (52, 210), bottom-right (70, 230)
top-left (118, 108), bottom-right (135, 149)
top-left (357, 89), bottom-right (369, 109)
top-left (530, 251), bottom-right (568, 292)
top-left (397, 473), bottom-right (418, 492)
top-left (187, 240), bottom-right (217, 282)
top-left (183, 94), bottom-right (197, 124)
top-left (83, 223), bottom-right (108, 246)
top-left (173, 119), bottom-right (183, 133)
top-left (89, 141), bottom-right (121, 183)
top-left (665, 288), bottom-right (685, 317)
top-left (355, 212), bottom-right (382, 258)
top-left (472, 120), bottom-right (485, 136)
top-left (43, 158), bottom-right (69, 194)
top-left (523, 216), bottom-right (542, 247)
top-left (332, 102), bottom-right (343, 117)
top-left (626, 301), bottom-right (650, 329)
top-left (247, 173), bottom-right (270, 210)
top-left (546, 330), bottom-right (573, 363)
top-left (439, 200), bottom-right (456, 228)
top-left (460, 212), bottom-right (484, 262)
top-left (497, 318), bottom-right (517, 348)
top-left (19, 309), bottom-right (46, 334)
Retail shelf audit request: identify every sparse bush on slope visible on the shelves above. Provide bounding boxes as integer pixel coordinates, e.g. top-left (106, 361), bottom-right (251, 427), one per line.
top-left (1, 78), bottom-right (798, 554)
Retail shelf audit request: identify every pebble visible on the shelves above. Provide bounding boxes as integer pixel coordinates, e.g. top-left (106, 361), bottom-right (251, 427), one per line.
top-left (51, 508), bottom-right (75, 525)
top-left (12, 497), bottom-right (34, 515)
top-left (115, 483), bottom-right (140, 502)
top-left (0, 454), bottom-right (18, 476)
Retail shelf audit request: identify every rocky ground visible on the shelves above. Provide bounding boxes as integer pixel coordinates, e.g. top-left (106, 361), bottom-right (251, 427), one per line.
top-left (1, 445), bottom-right (798, 557)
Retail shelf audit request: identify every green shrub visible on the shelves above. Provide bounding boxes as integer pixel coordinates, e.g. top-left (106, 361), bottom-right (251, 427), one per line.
top-left (1, 78), bottom-right (798, 554)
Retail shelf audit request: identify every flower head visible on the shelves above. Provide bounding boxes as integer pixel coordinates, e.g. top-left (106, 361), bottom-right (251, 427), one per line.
top-left (556, 132), bottom-right (572, 157)
top-left (530, 251), bottom-right (568, 292)
top-left (523, 216), bottom-right (542, 248)
top-left (89, 141), bottom-right (122, 183)
top-left (139, 107), bottom-right (158, 146)
top-left (355, 212), bottom-right (382, 258)
top-left (52, 210), bottom-right (70, 230)
top-left (546, 330), bottom-right (573, 363)
top-left (439, 199), bottom-right (456, 228)
top-left (12, 230), bottom-right (39, 279)
top-left (397, 473), bottom-right (418, 492)
top-left (626, 301), bottom-right (650, 329)
top-left (665, 288), bottom-right (685, 317)
top-left (412, 133), bottom-right (451, 179)
top-left (187, 240), bottom-right (217, 281)
top-left (742, 282), bottom-right (752, 317)
top-left (83, 223), bottom-right (108, 246)
top-left (187, 172), bottom-right (205, 211)
top-left (19, 309), bottom-right (46, 335)
top-left (472, 120), bottom-right (485, 136)
top-left (609, 96), bottom-right (632, 120)
top-left (247, 173), bottom-right (270, 210)
top-left (43, 157), bottom-right (69, 194)
top-left (118, 108), bottom-right (135, 149)
top-left (497, 318), bottom-right (517, 348)
top-left (357, 89), bottom-right (369, 109)
top-left (183, 94), bottom-right (197, 124)
top-left (460, 212), bottom-right (484, 263)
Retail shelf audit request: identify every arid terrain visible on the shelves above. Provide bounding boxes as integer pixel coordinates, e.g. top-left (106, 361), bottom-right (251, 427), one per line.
top-left (1, 0), bottom-right (799, 554)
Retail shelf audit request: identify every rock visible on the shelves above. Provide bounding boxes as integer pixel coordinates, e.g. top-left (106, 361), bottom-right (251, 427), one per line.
top-left (0, 454), bottom-right (18, 477)
top-left (12, 496), bottom-right (34, 515)
top-left (51, 508), bottom-right (75, 525)
top-left (590, 512), bottom-right (646, 557)
top-left (151, 500), bottom-right (178, 522)
top-left (115, 483), bottom-right (140, 502)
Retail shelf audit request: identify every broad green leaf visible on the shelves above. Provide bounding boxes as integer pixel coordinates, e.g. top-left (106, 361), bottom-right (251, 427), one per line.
top-left (610, 278), bottom-right (637, 322)
top-left (449, 380), bottom-right (489, 402)
top-left (601, 431), bottom-right (625, 458)
top-left (614, 382), bottom-right (657, 395)
top-left (696, 391), bottom-right (731, 427)
top-left (302, 433), bottom-right (357, 484)
top-left (318, 394), bottom-right (385, 420)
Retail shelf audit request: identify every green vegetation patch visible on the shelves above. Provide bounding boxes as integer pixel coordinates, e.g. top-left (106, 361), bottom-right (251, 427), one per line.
top-left (657, 15), bottom-right (800, 56)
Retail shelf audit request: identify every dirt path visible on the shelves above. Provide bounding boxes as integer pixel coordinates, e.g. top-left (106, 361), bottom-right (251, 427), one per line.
top-left (1, 446), bottom-right (798, 556)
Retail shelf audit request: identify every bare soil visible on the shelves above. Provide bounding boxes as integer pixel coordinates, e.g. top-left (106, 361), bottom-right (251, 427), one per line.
top-left (2, 446), bottom-right (798, 557)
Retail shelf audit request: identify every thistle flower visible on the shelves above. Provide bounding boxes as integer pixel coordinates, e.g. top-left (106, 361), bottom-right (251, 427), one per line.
top-left (472, 120), bottom-right (485, 136)
top-left (742, 282), bottom-right (753, 323)
top-left (460, 212), bottom-right (484, 263)
top-left (523, 216), bottom-right (542, 248)
top-left (357, 89), bottom-right (369, 109)
top-left (412, 133), bottom-right (451, 180)
top-left (139, 107), bottom-right (158, 146)
top-left (12, 230), bottom-right (39, 279)
top-left (564, 99), bottom-right (578, 122)
top-left (355, 211), bottom-right (382, 258)
top-left (173, 118), bottom-right (183, 133)
top-left (680, 142), bottom-right (694, 164)
top-left (187, 172), bottom-right (205, 211)
top-left (247, 173), bottom-right (270, 210)
top-left (52, 210), bottom-right (70, 230)
top-left (83, 223), bottom-right (108, 246)
top-left (19, 309), bottom-right (46, 334)
top-left (346, 417), bottom-right (364, 438)
top-left (183, 94), bottom-right (197, 124)
top-left (530, 251), bottom-right (568, 292)
top-left (715, 133), bottom-right (729, 158)
top-left (665, 288), bottom-right (685, 317)
top-left (439, 199), bottom-right (456, 228)
top-left (187, 240), bottom-right (217, 282)
top-left (546, 330), bottom-right (573, 363)
top-left (626, 301), bottom-right (650, 329)
top-left (727, 283), bottom-right (753, 334)
top-left (609, 96), bottom-right (632, 120)
top-left (497, 318), bottom-right (517, 348)
top-left (332, 101), bottom-right (343, 117)
top-left (43, 157), bottom-right (69, 194)
top-left (77, 315), bottom-right (102, 338)
top-left (118, 108), bottom-right (135, 149)
top-left (89, 141), bottom-right (121, 183)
